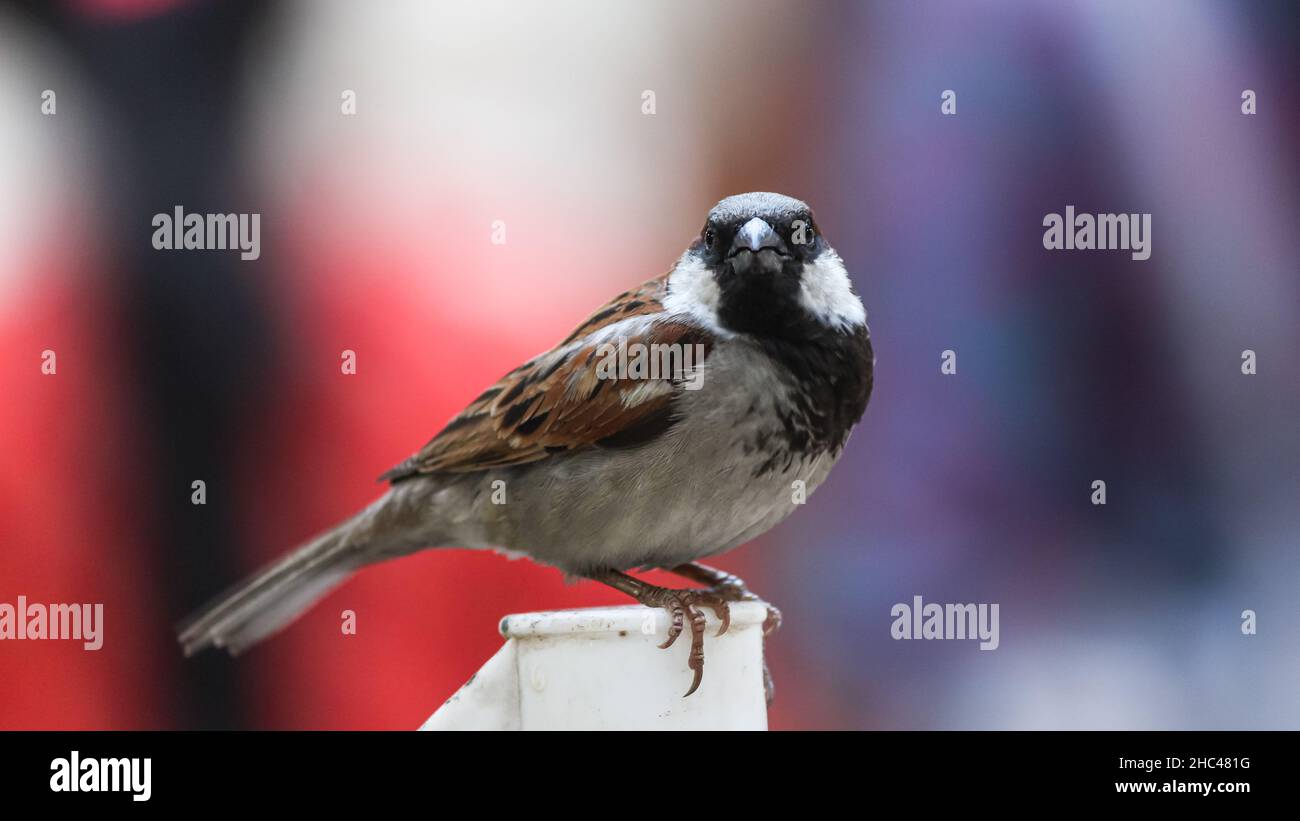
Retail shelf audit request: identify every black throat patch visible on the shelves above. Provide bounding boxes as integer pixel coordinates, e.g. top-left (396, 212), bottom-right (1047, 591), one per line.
top-left (713, 250), bottom-right (808, 337)
top-left (748, 322), bottom-right (874, 477)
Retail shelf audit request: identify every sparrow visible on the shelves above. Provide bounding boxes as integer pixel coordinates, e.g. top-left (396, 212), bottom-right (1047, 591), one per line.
top-left (179, 192), bottom-right (874, 698)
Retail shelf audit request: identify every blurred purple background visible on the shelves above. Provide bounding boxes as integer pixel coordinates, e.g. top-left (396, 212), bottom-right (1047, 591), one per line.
top-left (0, 0), bottom-right (1296, 729)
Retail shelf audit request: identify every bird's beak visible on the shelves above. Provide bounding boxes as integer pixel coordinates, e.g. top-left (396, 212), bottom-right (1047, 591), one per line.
top-left (731, 217), bottom-right (787, 256)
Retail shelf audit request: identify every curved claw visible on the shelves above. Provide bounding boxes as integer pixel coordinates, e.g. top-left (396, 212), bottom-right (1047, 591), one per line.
top-left (683, 606), bottom-right (707, 697)
top-left (684, 661), bottom-right (704, 697)
top-left (674, 569), bottom-right (768, 639)
top-left (705, 598), bottom-right (731, 637)
top-left (658, 600), bottom-right (686, 649)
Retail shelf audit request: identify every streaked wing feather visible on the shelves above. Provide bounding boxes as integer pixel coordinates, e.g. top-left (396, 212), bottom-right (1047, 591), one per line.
top-left (381, 275), bottom-right (713, 480)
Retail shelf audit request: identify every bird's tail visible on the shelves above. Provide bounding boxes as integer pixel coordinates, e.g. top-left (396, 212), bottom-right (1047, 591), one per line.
top-left (178, 497), bottom-right (393, 657)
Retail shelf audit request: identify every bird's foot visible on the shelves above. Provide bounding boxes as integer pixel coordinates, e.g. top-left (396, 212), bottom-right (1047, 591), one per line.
top-left (633, 584), bottom-right (736, 697)
top-left (669, 563), bottom-right (781, 705)
top-left (587, 569), bottom-right (735, 697)
top-left (669, 564), bottom-right (782, 637)
top-left (590, 567), bottom-right (781, 699)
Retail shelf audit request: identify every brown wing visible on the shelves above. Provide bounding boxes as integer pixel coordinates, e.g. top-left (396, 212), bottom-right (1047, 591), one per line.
top-left (380, 275), bottom-right (713, 481)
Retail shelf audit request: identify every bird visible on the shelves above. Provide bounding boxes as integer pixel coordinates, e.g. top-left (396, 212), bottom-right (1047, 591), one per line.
top-left (178, 192), bottom-right (874, 698)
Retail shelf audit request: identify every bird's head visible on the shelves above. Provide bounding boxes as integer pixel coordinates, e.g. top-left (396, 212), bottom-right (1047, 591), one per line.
top-left (668, 192), bottom-right (865, 338)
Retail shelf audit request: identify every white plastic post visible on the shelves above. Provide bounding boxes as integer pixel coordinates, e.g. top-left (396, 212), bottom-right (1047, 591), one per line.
top-left (420, 602), bottom-right (770, 730)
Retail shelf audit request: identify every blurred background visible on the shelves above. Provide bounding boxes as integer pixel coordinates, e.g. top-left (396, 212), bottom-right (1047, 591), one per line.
top-left (0, 0), bottom-right (1296, 730)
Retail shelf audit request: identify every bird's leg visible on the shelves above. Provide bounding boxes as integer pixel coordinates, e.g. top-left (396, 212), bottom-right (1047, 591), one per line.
top-left (587, 569), bottom-right (731, 697)
top-left (668, 562), bottom-right (783, 637)
top-left (669, 563), bottom-right (782, 706)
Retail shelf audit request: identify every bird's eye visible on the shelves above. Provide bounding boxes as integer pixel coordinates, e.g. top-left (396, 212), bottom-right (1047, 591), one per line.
top-left (703, 228), bottom-right (716, 249)
top-left (790, 219), bottom-right (816, 248)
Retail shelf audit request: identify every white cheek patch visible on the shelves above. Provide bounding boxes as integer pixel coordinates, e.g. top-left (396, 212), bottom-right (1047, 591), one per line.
top-left (799, 249), bottom-right (866, 331)
top-left (664, 253), bottom-right (733, 337)
top-left (666, 248), bottom-right (866, 335)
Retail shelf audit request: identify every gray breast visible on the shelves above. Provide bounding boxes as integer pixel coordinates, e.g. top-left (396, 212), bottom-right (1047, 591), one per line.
top-left (441, 339), bottom-right (847, 576)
